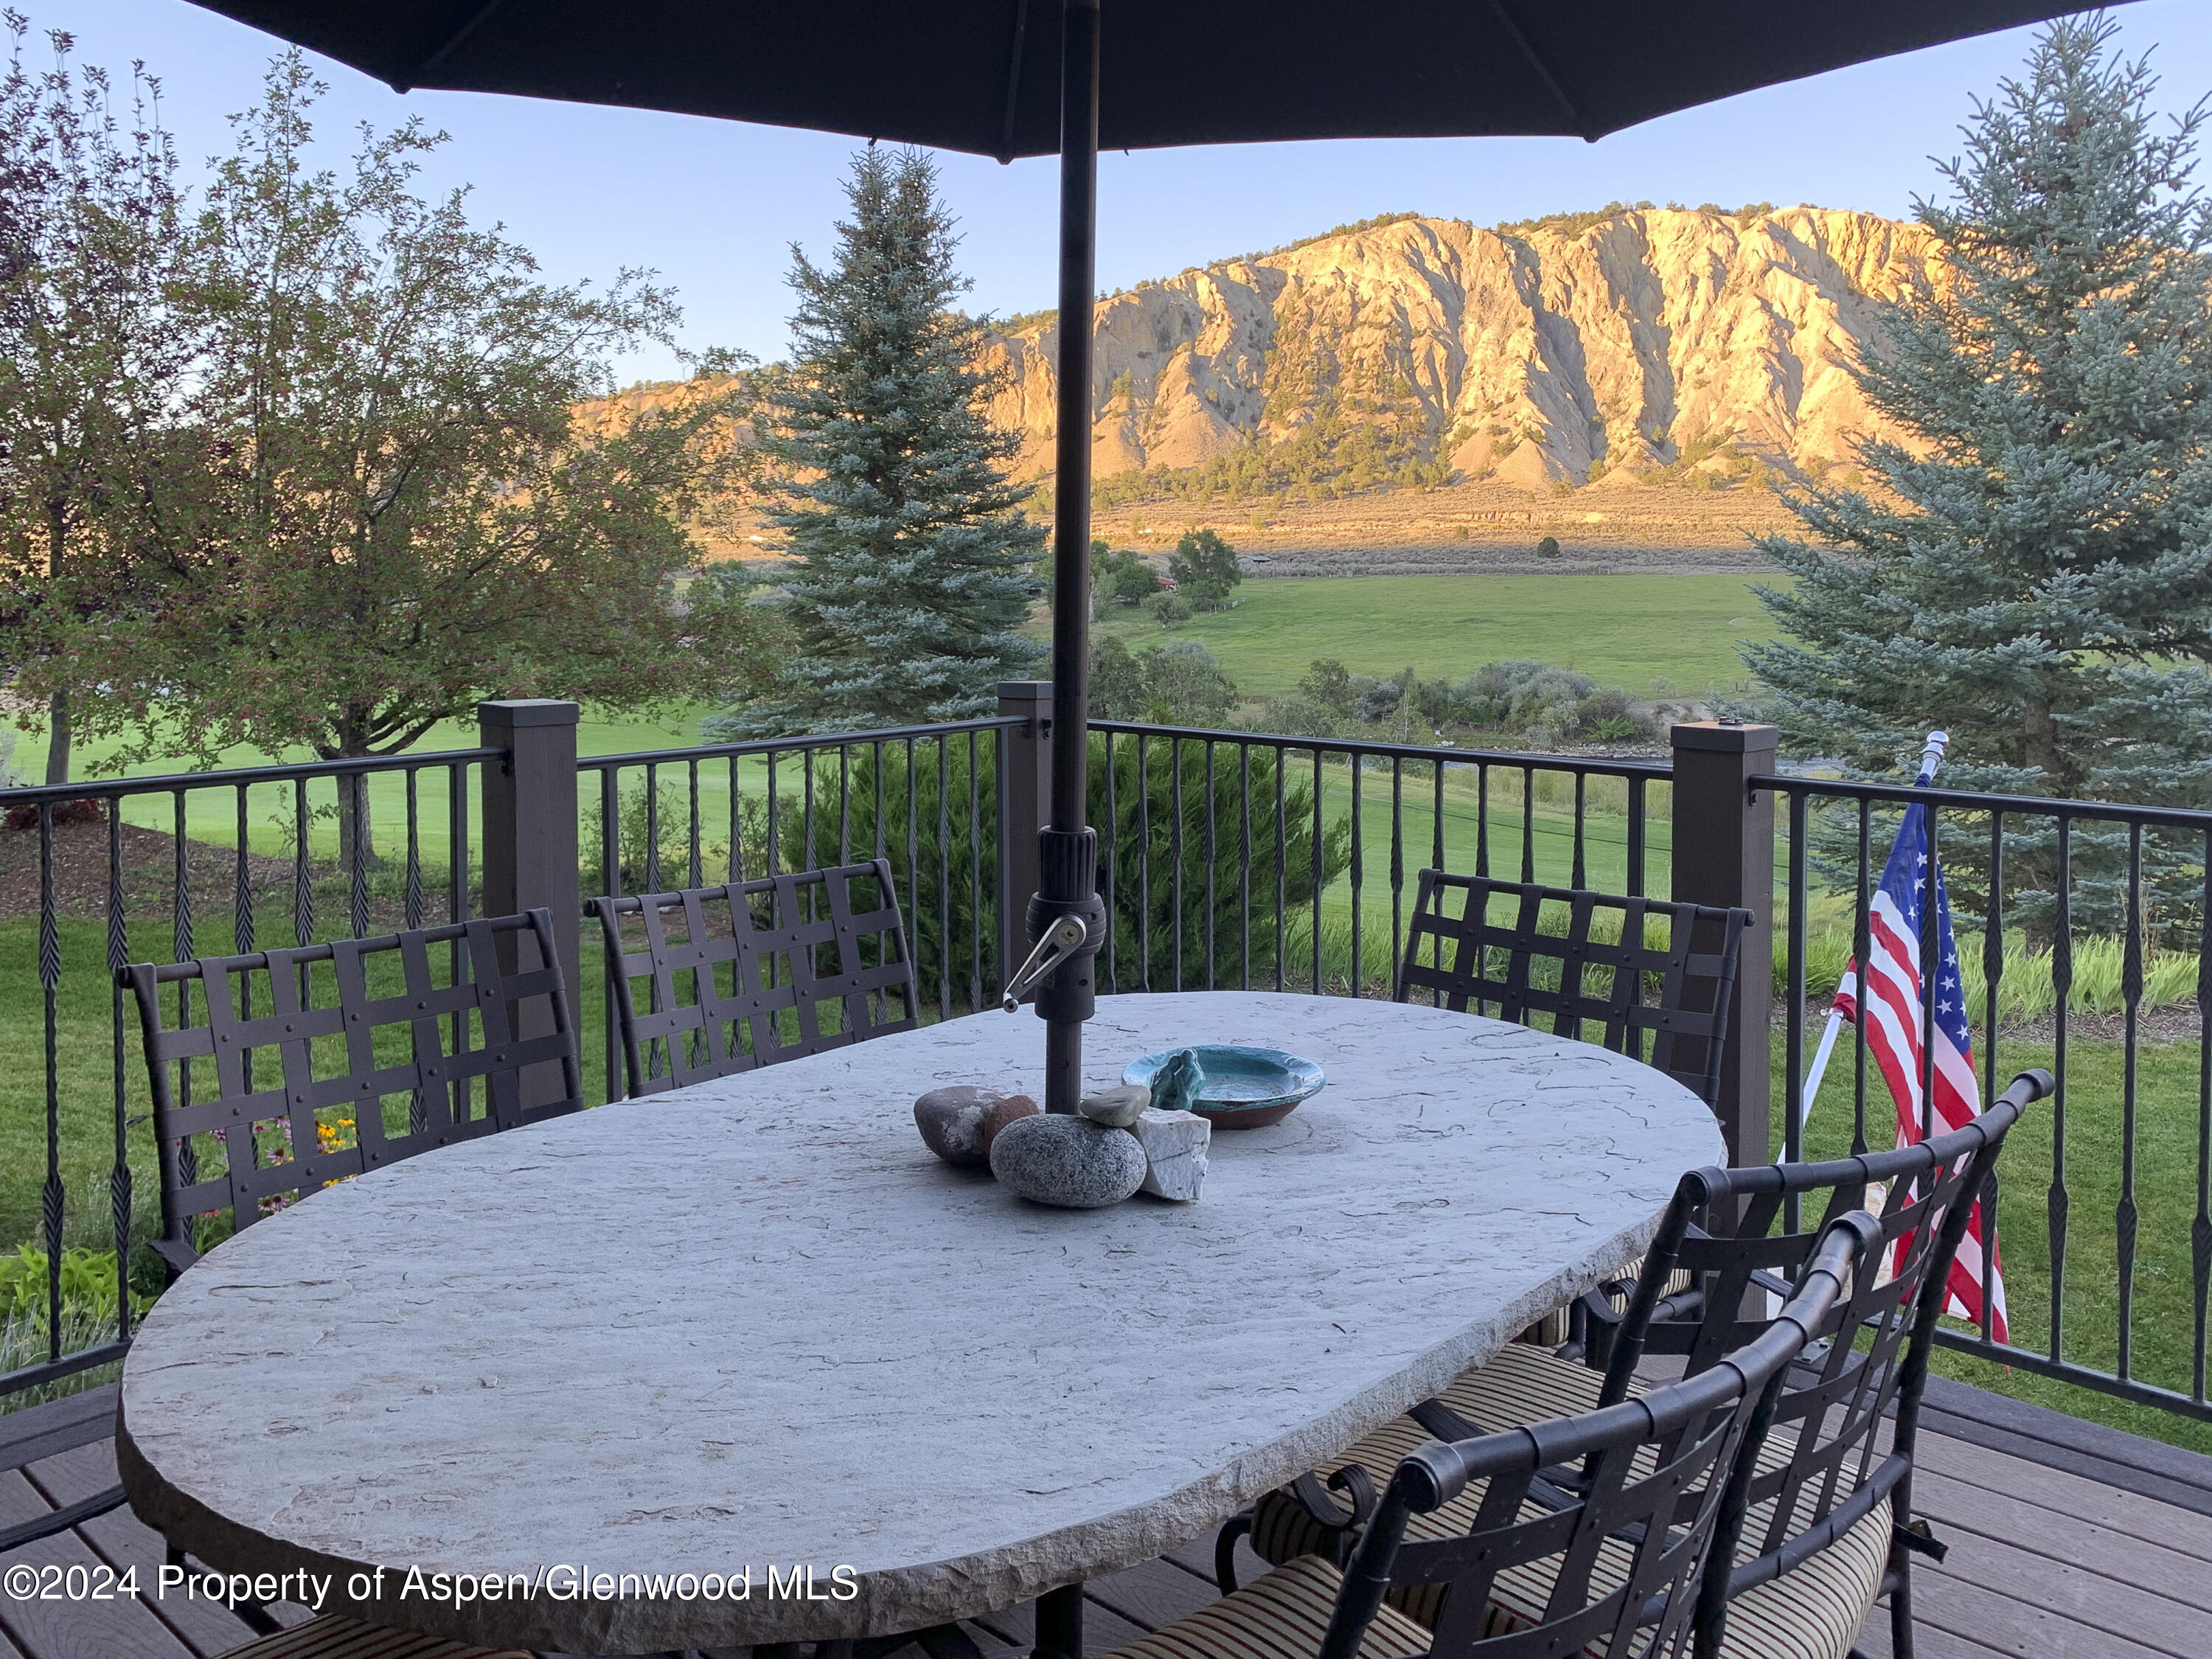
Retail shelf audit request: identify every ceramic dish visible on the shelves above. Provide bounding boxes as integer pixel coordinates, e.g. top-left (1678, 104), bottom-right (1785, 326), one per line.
top-left (1121, 1045), bottom-right (1325, 1128)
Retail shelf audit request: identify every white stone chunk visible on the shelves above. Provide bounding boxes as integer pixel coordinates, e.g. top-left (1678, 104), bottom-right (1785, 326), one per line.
top-left (1132, 1106), bottom-right (1211, 1201)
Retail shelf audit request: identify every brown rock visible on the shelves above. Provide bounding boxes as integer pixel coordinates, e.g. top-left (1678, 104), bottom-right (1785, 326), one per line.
top-left (978, 1093), bottom-right (1040, 1155)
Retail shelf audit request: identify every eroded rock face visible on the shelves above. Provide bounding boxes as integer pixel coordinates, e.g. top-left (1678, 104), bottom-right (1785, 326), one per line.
top-left (978, 206), bottom-right (1941, 489)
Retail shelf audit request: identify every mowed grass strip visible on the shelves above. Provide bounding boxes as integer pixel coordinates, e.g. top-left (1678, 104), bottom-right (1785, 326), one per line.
top-left (1072, 571), bottom-right (1779, 699)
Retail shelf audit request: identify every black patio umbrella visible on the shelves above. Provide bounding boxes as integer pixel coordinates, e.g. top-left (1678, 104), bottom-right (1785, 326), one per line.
top-left (188, 0), bottom-right (2114, 1119)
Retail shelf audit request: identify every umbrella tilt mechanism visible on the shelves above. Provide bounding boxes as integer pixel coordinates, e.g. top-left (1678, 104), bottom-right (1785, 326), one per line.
top-left (1002, 913), bottom-right (1090, 1010)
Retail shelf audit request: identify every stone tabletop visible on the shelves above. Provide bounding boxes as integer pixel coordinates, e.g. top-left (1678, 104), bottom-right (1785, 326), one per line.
top-left (118, 992), bottom-right (1722, 1653)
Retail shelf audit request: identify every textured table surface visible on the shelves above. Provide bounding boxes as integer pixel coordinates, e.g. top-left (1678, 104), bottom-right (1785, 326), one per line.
top-left (119, 992), bottom-right (1722, 1652)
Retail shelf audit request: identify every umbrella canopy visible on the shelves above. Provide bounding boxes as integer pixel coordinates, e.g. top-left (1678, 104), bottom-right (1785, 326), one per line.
top-left (186, 0), bottom-right (2113, 1119)
top-left (198, 1), bottom-right (2104, 159)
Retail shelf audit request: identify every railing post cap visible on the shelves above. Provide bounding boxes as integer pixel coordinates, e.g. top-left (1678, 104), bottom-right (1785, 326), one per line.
top-left (997, 681), bottom-right (1053, 703)
top-left (478, 699), bottom-right (581, 729)
top-left (1670, 720), bottom-right (1778, 755)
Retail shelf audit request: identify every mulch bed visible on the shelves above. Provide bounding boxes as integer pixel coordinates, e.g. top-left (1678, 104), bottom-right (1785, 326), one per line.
top-left (1781, 992), bottom-right (2205, 1046)
top-left (0, 815), bottom-right (296, 925)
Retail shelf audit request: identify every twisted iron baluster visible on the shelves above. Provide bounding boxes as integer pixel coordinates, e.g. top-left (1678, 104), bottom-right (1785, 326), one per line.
top-left (348, 774), bottom-right (369, 939)
top-left (936, 740), bottom-right (950, 1022)
top-left (2050, 818), bottom-right (2073, 1363)
top-left (174, 789), bottom-right (198, 1235)
top-left (1139, 733), bottom-right (1152, 992)
top-left (1309, 747), bottom-right (1323, 994)
top-left (690, 759), bottom-right (704, 889)
top-left (1388, 757), bottom-right (1403, 990)
top-left (968, 731), bottom-right (982, 1015)
top-left (1520, 765), bottom-right (1534, 883)
top-left (1204, 741), bottom-right (1217, 990)
top-left (108, 802), bottom-right (131, 1339)
top-left (1571, 771), bottom-right (1587, 889)
top-left (1851, 799), bottom-right (1871, 1156)
top-left (1102, 732), bottom-right (1117, 995)
top-left (1275, 743), bottom-right (1288, 994)
top-left (2194, 829), bottom-right (2212, 1404)
top-left (1239, 743), bottom-right (1251, 992)
top-left (1627, 775), bottom-right (1646, 899)
top-left (1980, 812), bottom-right (2006, 1343)
top-left (1784, 788), bottom-right (1807, 1231)
top-left (1476, 762), bottom-right (1491, 879)
top-left (2118, 821), bottom-right (2143, 1380)
top-left (1349, 752), bottom-right (1363, 996)
top-left (644, 762), bottom-right (662, 897)
top-left (1171, 737), bottom-right (1184, 992)
top-left (39, 804), bottom-right (63, 1363)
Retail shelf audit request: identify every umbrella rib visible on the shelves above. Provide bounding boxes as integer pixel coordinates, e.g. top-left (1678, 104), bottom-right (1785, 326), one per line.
top-left (396, 0), bottom-right (514, 93)
top-left (1486, 0), bottom-right (1590, 140)
top-left (996, 0), bottom-right (1032, 163)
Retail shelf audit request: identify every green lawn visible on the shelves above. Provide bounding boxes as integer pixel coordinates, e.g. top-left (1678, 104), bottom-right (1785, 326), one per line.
top-left (1068, 572), bottom-right (1778, 698)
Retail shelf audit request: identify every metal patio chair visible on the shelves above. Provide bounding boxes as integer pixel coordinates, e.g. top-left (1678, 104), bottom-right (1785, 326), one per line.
top-left (1395, 872), bottom-right (1754, 1110)
top-left (92, 910), bottom-right (582, 1653)
top-left (1116, 1215), bottom-right (1876, 1659)
top-left (124, 908), bottom-right (585, 1276)
top-left (591, 858), bottom-right (918, 1099)
top-left (1229, 1069), bottom-right (2049, 1659)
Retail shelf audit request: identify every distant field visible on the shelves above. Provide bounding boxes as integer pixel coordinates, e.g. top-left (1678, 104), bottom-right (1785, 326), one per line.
top-left (1066, 571), bottom-right (1780, 698)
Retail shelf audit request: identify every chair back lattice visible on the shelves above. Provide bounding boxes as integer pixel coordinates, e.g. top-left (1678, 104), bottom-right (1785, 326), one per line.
top-left (1395, 872), bottom-right (1753, 1107)
top-left (1593, 1070), bottom-right (2047, 1621)
top-left (124, 909), bottom-right (583, 1272)
top-left (1321, 1217), bottom-right (1878, 1659)
top-left (591, 859), bottom-right (918, 1099)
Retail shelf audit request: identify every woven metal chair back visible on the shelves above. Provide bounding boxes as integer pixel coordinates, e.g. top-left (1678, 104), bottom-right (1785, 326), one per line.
top-left (1598, 1070), bottom-right (2046, 1616)
top-left (1395, 872), bottom-right (1753, 1107)
top-left (1321, 1216), bottom-right (1877, 1659)
top-left (591, 858), bottom-right (918, 1099)
top-left (123, 908), bottom-right (583, 1273)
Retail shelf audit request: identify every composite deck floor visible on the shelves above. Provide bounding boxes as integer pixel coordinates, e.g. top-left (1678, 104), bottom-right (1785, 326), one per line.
top-left (1, 1377), bottom-right (2208, 1659)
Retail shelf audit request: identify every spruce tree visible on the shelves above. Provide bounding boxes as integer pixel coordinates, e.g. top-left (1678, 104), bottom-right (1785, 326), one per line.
top-left (1743, 18), bottom-right (2212, 934)
top-left (714, 150), bottom-right (1043, 736)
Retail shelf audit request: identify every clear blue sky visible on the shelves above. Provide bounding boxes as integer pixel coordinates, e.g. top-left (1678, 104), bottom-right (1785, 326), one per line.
top-left (28, 2), bottom-right (2212, 380)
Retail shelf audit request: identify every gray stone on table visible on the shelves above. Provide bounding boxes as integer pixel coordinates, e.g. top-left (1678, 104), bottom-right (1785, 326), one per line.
top-left (1077, 1084), bottom-right (1152, 1128)
top-left (988, 1112), bottom-right (1148, 1208)
top-left (914, 1084), bottom-right (1006, 1166)
top-left (1131, 1107), bottom-right (1210, 1202)
top-left (116, 990), bottom-right (1722, 1655)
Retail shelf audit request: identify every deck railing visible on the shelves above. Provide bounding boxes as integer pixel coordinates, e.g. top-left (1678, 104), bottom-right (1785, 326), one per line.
top-left (4, 697), bottom-right (2209, 1433)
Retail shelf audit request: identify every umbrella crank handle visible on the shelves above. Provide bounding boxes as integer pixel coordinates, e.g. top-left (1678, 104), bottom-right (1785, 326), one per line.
top-left (1001, 915), bottom-right (1089, 1012)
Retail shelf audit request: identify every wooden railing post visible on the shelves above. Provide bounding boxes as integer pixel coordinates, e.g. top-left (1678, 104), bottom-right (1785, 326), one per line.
top-left (998, 681), bottom-right (1053, 1001)
top-left (480, 699), bottom-right (582, 1103)
top-left (1670, 720), bottom-right (1776, 1169)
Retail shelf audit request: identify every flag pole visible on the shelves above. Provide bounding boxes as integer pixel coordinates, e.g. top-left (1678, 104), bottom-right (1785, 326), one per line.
top-left (1796, 730), bottom-right (1949, 1135)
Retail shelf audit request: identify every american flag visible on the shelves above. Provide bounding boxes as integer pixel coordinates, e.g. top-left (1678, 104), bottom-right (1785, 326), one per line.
top-left (1832, 773), bottom-right (2008, 1342)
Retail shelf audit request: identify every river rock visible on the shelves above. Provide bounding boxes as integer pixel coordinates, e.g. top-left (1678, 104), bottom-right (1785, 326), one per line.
top-left (913, 1085), bottom-right (1006, 1168)
top-left (1131, 1107), bottom-right (1211, 1201)
top-left (990, 1113), bottom-right (1147, 1209)
top-left (978, 1093), bottom-right (1040, 1155)
top-left (1077, 1084), bottom-right (1152, 1128)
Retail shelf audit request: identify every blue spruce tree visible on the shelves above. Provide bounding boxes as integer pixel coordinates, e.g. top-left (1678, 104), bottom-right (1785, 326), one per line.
top-left (1744, 17), bottom-right (2212, 934)
top-left (712, 149), bottom-right (1043, 736)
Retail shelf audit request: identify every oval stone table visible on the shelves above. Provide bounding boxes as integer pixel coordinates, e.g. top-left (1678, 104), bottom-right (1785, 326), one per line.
top-left (119, 991), bottom-right (1722, 1654)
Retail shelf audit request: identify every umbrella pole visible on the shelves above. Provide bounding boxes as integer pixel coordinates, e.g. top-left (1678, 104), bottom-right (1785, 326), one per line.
top-left (1035, 0), bottom-right (1103, 1117)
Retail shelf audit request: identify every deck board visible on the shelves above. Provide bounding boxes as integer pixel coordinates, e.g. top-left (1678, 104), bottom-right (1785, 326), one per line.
top-left (0, 1406), bottom-right (2202, 1659)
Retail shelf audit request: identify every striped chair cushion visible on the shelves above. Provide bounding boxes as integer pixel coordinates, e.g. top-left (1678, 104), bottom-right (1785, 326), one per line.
top-left (218, 1615), bottom-right (534, 1659)
top-left (1249, 1343), bottom-right (1886, 1659)
top-left (1105, 1554), bottom-right (1434, 1659)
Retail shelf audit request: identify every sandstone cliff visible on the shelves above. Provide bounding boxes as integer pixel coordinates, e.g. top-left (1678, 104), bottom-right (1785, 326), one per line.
top-left (978, 205), bottom-right (1940, 490)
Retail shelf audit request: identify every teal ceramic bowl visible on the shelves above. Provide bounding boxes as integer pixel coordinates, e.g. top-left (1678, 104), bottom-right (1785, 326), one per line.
top-left (1121, 1045), bottom-right (1326, 1128)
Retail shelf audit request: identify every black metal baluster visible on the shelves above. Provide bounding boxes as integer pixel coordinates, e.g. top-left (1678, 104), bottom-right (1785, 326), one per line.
top-left (232, 786), bottom-right (259, 1146)
top-left (403, 771), bottom-right (422, 931)
top-left (904, 739), bottom-right (918, 963)
top-left (839, 745), bottom-right (852, 868)
top-left (969, 730), bottom-right (983, 1015)
top-left (293, 777), bottom-right (313, 950)
top-left (1170, 737), bottom-right (1184, 991)
top-left (767, 751), bottom-right (781, 877)
top-left (38, 804), bottom-right (62, 1361)
top-left (937, 739), bottom-right (951, 1022)
top-left (1477, 762), bottom-right (1491, 879)
top-left (2051, 818), bottom-right (2073, 1363)
top-left (873, 740), bottom-right (887, 868)
top-left (1239, 743), bottom-right (1251, 991)
top-left (1102, 731), bottom-right (1117, 995)
top-left (450, 763), bottom-right (470, 1123)
top-left (1571, 771), bottom-right (1587, 890)
top-left (644, 762), bottom-right (662, 895)
top-left (1852, 800), bottom-right (1871, 1156)
top-left (730, 756), bottom-right (746, 884)
top-left (2118, 821), bottom-right (2144, 1380)
top-left (1274, 742), bottom-right (1287, 994)
top-left (1627, 774), bottom-right (1646, 898)
top-left (1520, 765), bottom-right (1534, 883)
top-left (1980, 811), bottom-right (2006, 1342)
top-left (1138, 732), bottom-right (1152, 992)
top-left (690, 759), bottom-right (704, 888)
top-left (1388, 757), bottom-right (1404, 990)
top-left (348, 774), bottom-right (369, 939)
top-left (1430, 759), bottom-right (1446, 981)
top-left (804, 747), bottom-right (817, 874)
top-left (1785, 788), bottom-right (1807, 1231)
top-left (602, 768), bottom-right (622, 1102)
top-left (1204, 741), bottom-right (1217, 990)
top-left (2194, 829), bottom-right (2212, 1404)
top-left (107, 804), bottom-right (130, 1339)
top-left (1349, 755), bottom-right (1364, 997)
top-left (1919, 806), bottom-right (1938, 1147)
top-left (173, 789), bottom-right (196, 1245)
top-left (1310, 747), bottom-right (1324, 994)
